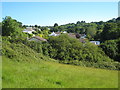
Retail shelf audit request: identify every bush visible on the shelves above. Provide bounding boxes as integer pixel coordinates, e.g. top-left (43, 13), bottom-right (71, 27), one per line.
top-left (59, 60), bottom-right (119, 70)
top-left (2, 39), bottom-right (44, 62)
top-left (100, 39), bottom-right (120, 62)
top-left (48, 34), bottom-right (112, 62)
top-left (23, 40), bottom-right (43, 53)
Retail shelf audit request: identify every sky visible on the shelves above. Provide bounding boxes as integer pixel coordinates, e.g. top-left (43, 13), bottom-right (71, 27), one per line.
top-left (1, 2), bottom-right (119, 26)
top-left (1, 0), bottom-right (120, 2)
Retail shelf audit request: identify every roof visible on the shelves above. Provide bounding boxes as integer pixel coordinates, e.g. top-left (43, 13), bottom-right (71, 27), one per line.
top-left (63, 31), bottom-right (67, 33)
top-left (90, 41), bottom-right (100, 45)
top-left (55, 32), bottom-right (61, 34)
top-left (23, 30), bottom-right (33, 34)
top-left (68, 33), bottom-right (76, 38)
top-left (49, 32), bottom-right (60, 36)
top-left (23, 27), bottom-right (35, 34)
top-left (23, 27), bottom-right (35, 31)
top-left (49, 32), bottom-right (57, 36)
top-left (29, 36), bottom-right (47, 42)
top-left (26, 27), bottom-right (33, 31)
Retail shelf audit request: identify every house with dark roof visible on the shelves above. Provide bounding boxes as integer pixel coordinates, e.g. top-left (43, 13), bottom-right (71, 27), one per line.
top-left (28, 36), bottom-right (47, 42)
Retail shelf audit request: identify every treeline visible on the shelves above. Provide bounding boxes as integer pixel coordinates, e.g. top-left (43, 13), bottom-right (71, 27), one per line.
top-left (50, 17), bottom-right (120, 41)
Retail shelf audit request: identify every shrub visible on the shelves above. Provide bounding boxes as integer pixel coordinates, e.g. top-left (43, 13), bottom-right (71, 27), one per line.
top-left (100, 39), bottom-right (120, 62)
top-left (48, 34), bottom-right (112, 63)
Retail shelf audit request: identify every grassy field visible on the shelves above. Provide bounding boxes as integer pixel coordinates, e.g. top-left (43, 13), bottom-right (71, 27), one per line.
top-left (2, 56), bottom-right (118, 88)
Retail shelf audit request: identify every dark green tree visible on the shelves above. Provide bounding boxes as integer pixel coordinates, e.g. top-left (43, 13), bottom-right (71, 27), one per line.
top-left (101, 23), bottom-right (118, 41)
top-left (54, 23), bottom-right (58, 27)
top-left (100, 40), bottom-right (119, 61)
top-left (35, 25), bottom-right (38, 27)
top-left (86, 26), bottom-right (96, 40)
top-left (2, 16), bottom-right (22, 36)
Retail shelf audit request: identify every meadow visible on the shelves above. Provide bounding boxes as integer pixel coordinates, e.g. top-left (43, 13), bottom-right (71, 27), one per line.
top-left (2, 56), bottom-right (118, 88)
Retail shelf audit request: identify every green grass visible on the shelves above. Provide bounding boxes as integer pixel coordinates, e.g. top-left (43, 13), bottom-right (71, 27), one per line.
top-left (2, 56), bottom-right (118, 88)
top-left (2, 40), bottom-right (119, 88)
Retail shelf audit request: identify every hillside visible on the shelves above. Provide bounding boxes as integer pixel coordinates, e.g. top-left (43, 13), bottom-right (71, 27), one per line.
top-left (2, 56), bottom-right (118, 88)
top-left (2, 38), bottom-right (119, 88)
top-left (2, 38), bottom-right (54, 62)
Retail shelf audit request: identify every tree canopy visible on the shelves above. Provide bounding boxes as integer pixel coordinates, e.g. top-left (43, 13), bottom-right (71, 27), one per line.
top-left (2, 16), bottom-right (22, 36)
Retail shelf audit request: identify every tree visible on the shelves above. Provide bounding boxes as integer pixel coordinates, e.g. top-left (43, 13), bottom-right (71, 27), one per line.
top-left (100, 40), bottom-right (119, 61)
top-left (2, 16), bottom-right (22, 36)
top-left (85, 26), bottom-right (96, 40)
top-left (54, 23), bottom-right (58, 27)
top-left (101, 23), bottom-right (118, 41)
top-left (116, 17), bottom-right (120, 22)
top-left (81, 21), bottom-right (86, 23)
top-left (22, 25), bottom-right (27, 28)
top-left (48, 34), bottom-right (111, 62)
top-left (76, 21), bottom-right (81, 24)
top-left (0, 22), bottom-right (2, 35)
top-left (17, 21), bottom-right (22, 27)
top-left (35, 25), bottom-right (38, 27)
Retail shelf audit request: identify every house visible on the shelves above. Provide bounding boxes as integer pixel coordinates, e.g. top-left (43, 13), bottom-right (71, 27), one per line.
top-left (28, 36), bottom-right (47, 42)
top-left (49, 32), bottom-right (60, 36)
top-left (68, 33), bottom-right (76, 38)
top-left (23, 27), bottom-right (35, 34)
top-left (49, 32), bottom-right (57, 36)
top-left (63, 31), bottom-right (67, 33)
top-left (90, 41), bottom-right (100, 45)
top-left (38, 29), bottom-right (41, 31)
top-left (80, 34), bottom-right (86, 39)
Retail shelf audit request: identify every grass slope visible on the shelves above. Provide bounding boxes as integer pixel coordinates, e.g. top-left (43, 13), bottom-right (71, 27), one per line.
top-left (2, 40), bottom-right (119, 88)
top-left (2, 56), bottom-right (118, 88)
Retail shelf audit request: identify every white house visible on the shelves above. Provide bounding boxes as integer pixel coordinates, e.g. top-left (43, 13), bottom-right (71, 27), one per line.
top-left (90, 41), bottom-right (100, 45)
top-left (23, 27), bottom-right (35, 34)
top-left (49, 32), bottom-right (60, 36)
top-left (63, 31), bottom-right (67, 33)
top-left (38, 29), bottom-right (41, 31)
